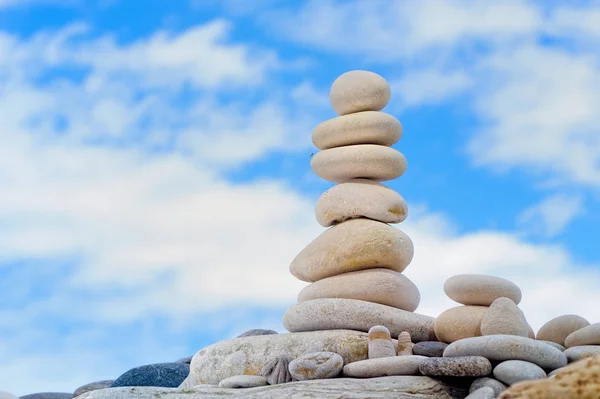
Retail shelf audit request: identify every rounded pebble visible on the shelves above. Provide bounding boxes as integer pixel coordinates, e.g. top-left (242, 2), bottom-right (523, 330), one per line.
top-left (480, 297), bottom-right (529, 337)
top-left (218, 375), bottom-right (268, 388)
top-left (342, 355), bottom-right (427, 378)
top-left (565, 322), bottom-right (600, 348)
top-left (298, 268), bottom-right (420, 311)
top-left (434, 305), bottom-right (488, 343)
top-left (466, 387), bottom-right (495, 399)
top-left (288, 351), bottom-right (344, 381)
top-left (329, 70), bottom-right (391, 115)
top-left (312, 111), bottom-right (402, 150)
top-left (536, 314), bottom-right (590, 346)
top-left (413, 341), bottom-right (449, 357)
top-left (469, 377), bottom-right (507, 396)
top-left (444, 274), bottom-right (522, 306)
top-left (397, 331), bottom-right (414, 356)
top-left (368, 325), bottom-right (396, 359)
top-left (419, 356), bottom-right (492, 377)
top-left (493, 360), bottom-right (546, 385)
top-left (564, 345), bottom-right (600, 362)
top-left (310, 145), bottom-right (407, 183)
top-left (315, 179), bottom-right (407, 227)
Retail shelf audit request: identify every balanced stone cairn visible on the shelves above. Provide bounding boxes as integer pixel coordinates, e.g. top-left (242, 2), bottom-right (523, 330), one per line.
top-left (281, 70), bottom-right (436, 342)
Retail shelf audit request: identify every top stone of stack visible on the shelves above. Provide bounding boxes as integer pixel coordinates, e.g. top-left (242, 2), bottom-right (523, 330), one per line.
top-left (329, 70), bottom-right (392, 115)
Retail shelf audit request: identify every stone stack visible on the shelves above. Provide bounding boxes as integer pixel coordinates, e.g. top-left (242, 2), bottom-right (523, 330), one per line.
top-left (282, 70), bottom-right (436, 342)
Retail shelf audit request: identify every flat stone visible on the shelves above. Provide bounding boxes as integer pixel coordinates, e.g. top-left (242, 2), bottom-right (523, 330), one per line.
top-left (111, 363), bottom-right (189, 388)
top-left (312, 111), bottom-right (402, 150)
top-left (434, 305), bottom-right (488, 343)
top-left (465, 387), bottom-right (495, 399)
top-left (493, 360), bottom-right (546, 385)
top-left (74, 381), bottom-right (114, 397)
top-left (564, 345), bottom-right (600, 362)
top-left (329, 70), bottom-right (391, 116)
top-left (20, 395), bottom-right (71, 399)
top-left (498, 354), bottom-right (600, 399)
top-left (413, 342), bottom-right (449, 357)
top-left (218, 375), bottom-right (268, 388)
top-left (565, 322), bottom-right (600, 347)
top-left (368, 325), bottom-right (396, 359)
top-left (480, 297), bottom-right (529, 337)
top-left (536, 314), bottom-right (590, 346)
top-left (298, 268), bottom-right (420, 311)
top-left (343, 355), bottom-right (427, 378)
top-left (290, 219), bottom-right (414, 282)
top-left (78, 376), bottom-right (460, 399)
top-left (289, 351), bottom-right (343, 381)
top-left (261, 355), bottom-right (294, 385)
top-left (469, 377), bottom-right (507, 396)
top-left (419, 356), bottom-right (492, 377)
top-left (538, 340), bottom-right (566, 351)
top-left (444, 274), bottom-right (522, 306)
top-left (181, 330), bottom-right (378, 386)
top-left (283, 298), bottom-right (436, 342)
top-left (0, 392), bottom-right (17, 399)
top-left (444, 335), bottom-right (568, 370)
top-left (315, 179), bottom-right (407, 227)
top-left (310, 145), bottom-right (407, 183)
top-left (237, 329), bottom-right (278, 338)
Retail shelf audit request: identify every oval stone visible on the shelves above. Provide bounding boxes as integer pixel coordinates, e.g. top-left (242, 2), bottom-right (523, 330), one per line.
top-left (368, 325), bottom-right (396, 359)
top-left (342, 355), bottom-right (427, 378)
top-left (413, 341), bottom-right (449, 357)
top-left (565, 322), bottom-right (600, 348)
top-left (315, 179), bottom-right (407, 227)
top-left (536, 314), bottom-right (590, 346)
top-left (283, 298), bottom-right (436, 342)
top-left (434, 306), bottom-right (488, 343)
top-left (310, 145), bottom-right (407, 183)
top-left (111, 363), bottom-right (189, 388)
top-left (419, 356), bottom-right (492, 377)
top-left (466, 387), bottom-right (495, 399)
top-left (443, 335), bottom-right (568, 370)
top-left (288, 351), bottom-right (344, 381)
top-left (480, 297), bottom-right (529, 337)
top-left (329, 70), bottom-right (391, 115)
top-left (312, 111), bottom-right (402, 150)
top-left (538, 340), bottom-right (566, 351)
top-left (290, 219), bottom-right (414, 282)
top-left (444, 275), bottom-right (522, 306)
top-left (493, 360), bottom-right (546, 385)
top-left (564, 345), bottom-right (600, 362)
top-left (297, 268), bottom-right (420, 311)
top-left (218, 375), bottom-right (267, 388)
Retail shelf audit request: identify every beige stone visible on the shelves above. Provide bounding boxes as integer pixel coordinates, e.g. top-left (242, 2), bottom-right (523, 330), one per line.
top-left (312, 111), bottom-right (402, 150)
top-left (537, 314), bottom-right (590, 346)
top-left (329, 70), bottom-right (391, 116)
top-left (283, 298), bottom-right (436, 342)
top-left (480, 297), bottom-right (529, 337)
top-left (342, 356), bottom-right (427, 378)
top-left (310, 145), bottom-right (407, 183)
top-left (434, 306), bottom-right (488, 343)
top-left (566, 323), bottom-right (600, 348)
top-left (297, 268), bottom-right (420, 312)
top-left (444, 274), bottom-right (522, 306)
top-left (315, 179), bottom-right (407, 227)
top-left (397, 332), bottom-right (414, 356)
top-left (528, 325), bottom-right (536, 339)
top-left (290, 219), bottom-right (414, 282)
top-left (498, 355), bottom-right (600, 399)
top-left (368, 326), bottom-right (396, 359)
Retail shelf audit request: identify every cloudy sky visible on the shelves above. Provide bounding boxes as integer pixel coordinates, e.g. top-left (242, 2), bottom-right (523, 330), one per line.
top-left (1, 0), bottom-right (600, 395)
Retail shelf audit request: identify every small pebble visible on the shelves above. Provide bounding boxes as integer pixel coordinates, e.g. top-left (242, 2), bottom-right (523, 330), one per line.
top-left (218, 375), bottom-right (268, 388)
top-left (470, 377), bottom-right (507, 396)
top-left (493, 360), bottom-right (546, 385)
top-left (564, 345), bottom-right (600, 362)
top-left (262, 355), bottom-right (294, 385)
top-left (289, 351), bottom-right (344, 381)
top-left (396, 331), bottom-right (414, 356)
top-left (368, 325), bottom-right (396, 359)
top-left (466, 387), bottom-right (495, 399)
top-left (419, 356), bottom-right (492, 377)
top-left (413, 341), bottom-right (448, 357)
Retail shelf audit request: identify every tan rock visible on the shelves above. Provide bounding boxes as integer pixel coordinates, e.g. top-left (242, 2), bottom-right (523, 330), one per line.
top-left (480, 297), bottom-right (529, 337)
top-left (311, 145), bottom-right (407, 183)
top-left (566, 323), bottom-right (600, 348)
top-left (342, 356), bottom-right (427, 378)
top-left (290, 219), bottom-right (414, 282)
top-left (368, 326), bottom-right (396, 359)
top-left (498, 354), bottom-right (600, 399)
top-left (434, 306), bottom-right (488, 343)
top-left (283, 298), bottom-right (437, 342)
top-left (397, 331), bottom-right (414, 356)
top-left (444, 274), bottom-right (522, 306)
top-left (312, 111), bottom-right (402, 150)
top-left (297, 268), bottom-right (420, 312)
top-left (329, 70), bottom-right (391, 116)
top-left (528, 325), bottom-right (536, 339)
top-left (537, 314), bottom-right (590, 346)
top-left (315, 179), bottom-right (407, 227)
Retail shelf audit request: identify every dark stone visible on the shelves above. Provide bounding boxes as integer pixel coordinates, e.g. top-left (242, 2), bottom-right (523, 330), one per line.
top-left (175, 356), bottom-right (193, 364)
top-left (20, 394), bottom-right (72, 399)
top-left (237, 329), bottom-right (278, 338)
top-left (413, 341), bottom-right (449, 357)
top-left (73, 380), bottom-right (113, 397)
top-left (419, 356), bottom-right (492, 377)
top-left (110, 362), bottom-right (189, 388)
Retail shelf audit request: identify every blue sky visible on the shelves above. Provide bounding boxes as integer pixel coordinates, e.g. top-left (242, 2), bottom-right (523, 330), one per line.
top-left (1, 0), bottom-right (600, 395)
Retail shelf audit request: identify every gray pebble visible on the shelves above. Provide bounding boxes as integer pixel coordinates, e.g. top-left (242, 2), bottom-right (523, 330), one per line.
top-left (564, 345), bottom-right (600, 362)
top-left (413, 341), bottom-right (448, 357)
top-left (493, 360), bottom-right (546, 385)
top-left (73, 381), bottom-right (113, 397)
top-left (466, 387), bottom-right (496, 399)
top-left (262, 355), bottom-right (294, 385)
top-left (470, 377), bottom-right (507, 396)
top-left (237, 329), bottom-right (278, 338)
top-left (419, 356), bottom-right (492, 377)
top-left (289, 351), bottom-right (343, 381)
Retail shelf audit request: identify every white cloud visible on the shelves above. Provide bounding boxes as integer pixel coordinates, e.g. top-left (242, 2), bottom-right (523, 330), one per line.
top-left (391, 69), bottom-right (473, 108)
top-left (517, 193), bottom-right (585, 237)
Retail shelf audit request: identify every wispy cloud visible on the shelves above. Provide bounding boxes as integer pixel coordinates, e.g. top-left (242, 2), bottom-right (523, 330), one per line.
top-left (517, 193), bottom-right (585, 237)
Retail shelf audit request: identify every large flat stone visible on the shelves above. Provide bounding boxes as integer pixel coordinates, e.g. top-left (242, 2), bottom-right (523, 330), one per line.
top-left (283, 298), bottom-right (436, 342)
top-left (78, 376), bottom-right (458, 399)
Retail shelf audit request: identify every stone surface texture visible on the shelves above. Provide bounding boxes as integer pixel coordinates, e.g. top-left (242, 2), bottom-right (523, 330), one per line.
top-left (290, 218), bottom-right (414, 282)
top-left (444, 274), bottom-right (522, 306)
top-left (434, 305), bottom-right (488, 343)
top-left (20, 395), bottom-right (71, 399)
top-left (536, 314), bottom-right (590, 346)
top-left (73, 381), bottom-right (114, 397)
top-left (469, 377), bottom-right (507, 396)
top-left (261, 355), bottom-right (293, 385)
top-left (465, 387), bottom-right (495, 399)
top-left (343, 356), bottom-right (427, 378)
top-left (310, 144), bottom-right (407, 183)
top-left (288, 351), bottom-right (344, 381)
top-left (283, 298), bottom-right (436, 341)
top-left (493, 360), bottom-right (546, 386)
top-left (218, 376), bottom-right (268, 389)
top-left (297, 268), bottom-right (419, 312)
top-left (413, 341), bottom-right (449, 357)
top-left (564, 345), bottom-right (600, 362)
top-left (498, 354), bottom-right (600, 398)
top-left (396, 331), bottom-right (414, 356)
top-left (368, 325), bottom-right (396, 359)
top-left (444, 335), bottom-right (568, 370)
top-left (329, 70), bottom-right (391, 116)
top-left (419, 356), bottom-right (492, 377)
top-left (312, 111), bottom-right (402, 150)
top-left (565, 322), bottom-right (600, 348)
top-left (314, 179), bottom-right (407, 227)
top-left (538, 340), bottom-right (566, 351)
top-left (111, 363), bottom-right (189, 388)
top-left (480, 297), bottom-right (529, 337)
